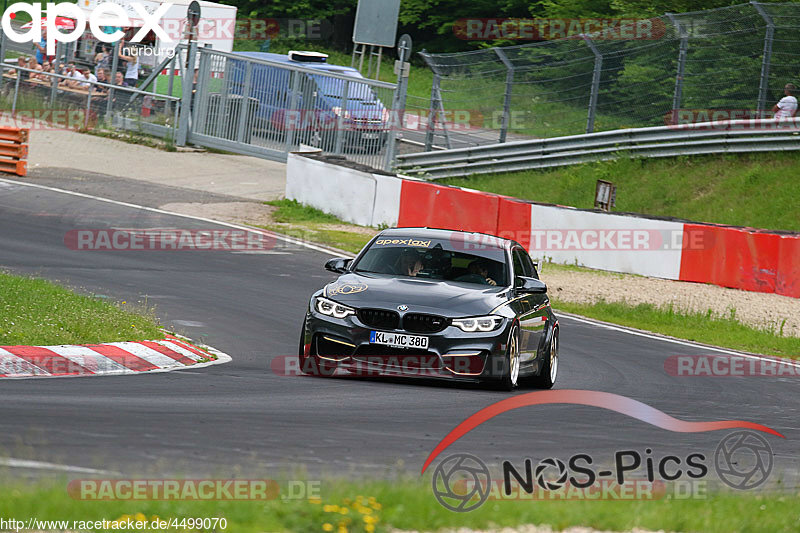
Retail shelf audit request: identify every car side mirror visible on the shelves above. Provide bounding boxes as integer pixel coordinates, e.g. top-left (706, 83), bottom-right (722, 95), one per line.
top-left (515, 276), bottom-right (547, 294)
top-left (325, 257), bottom-right (351, 274)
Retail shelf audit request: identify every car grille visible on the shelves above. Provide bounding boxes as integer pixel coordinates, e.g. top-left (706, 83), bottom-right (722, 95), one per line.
top-left (402, 313), bottom-right (449, 333)
top-left (358, 308), bottom-right (400, 330)
top-left (353, 345), bottom-right (442, 369)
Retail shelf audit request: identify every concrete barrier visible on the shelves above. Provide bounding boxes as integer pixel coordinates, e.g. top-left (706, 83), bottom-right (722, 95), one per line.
top-left (285, 153), bottom-right (798, 297)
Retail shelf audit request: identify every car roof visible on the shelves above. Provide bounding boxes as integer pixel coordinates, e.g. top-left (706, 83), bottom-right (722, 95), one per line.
top-left (376, 227), bottom-right (516, 250)
top-left (233, 52), bottom-right (363, 76)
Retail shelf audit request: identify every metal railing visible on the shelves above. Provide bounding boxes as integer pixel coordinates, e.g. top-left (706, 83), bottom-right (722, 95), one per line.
top-left (418, 2), bottom-right (800, 150)
top-left (395, 118), bottom-right (800, 179)
top-left (182, 45), bottom-right (402, 170)
top-left (0, 63), bottom-right (181, 139)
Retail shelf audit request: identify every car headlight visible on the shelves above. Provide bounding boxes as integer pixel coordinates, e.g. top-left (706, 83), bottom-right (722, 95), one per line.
top-left (314, 296), bottom-right (355, 319)
top-left (451, 315), bottom-right (503, 332)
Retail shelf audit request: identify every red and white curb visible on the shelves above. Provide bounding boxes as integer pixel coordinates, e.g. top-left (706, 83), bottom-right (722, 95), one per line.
top-left (0, 334), bottom-right (231, 379)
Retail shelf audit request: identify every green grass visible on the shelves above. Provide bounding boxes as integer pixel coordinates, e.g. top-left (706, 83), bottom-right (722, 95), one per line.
top-left (263, 199), bottom-right (375, 254)
top-left (552, 298), bottom-right (800, 358)
top-left (2, 477), bottom-right (800, 533)
top-left (440, 152), bottom-right (800, 232)
top-left (0, 271), bottom-right (162, 345)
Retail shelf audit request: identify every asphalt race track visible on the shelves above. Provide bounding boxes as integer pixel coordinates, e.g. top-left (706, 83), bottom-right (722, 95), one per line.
top-left (1, 175), bottom-right (799, 485)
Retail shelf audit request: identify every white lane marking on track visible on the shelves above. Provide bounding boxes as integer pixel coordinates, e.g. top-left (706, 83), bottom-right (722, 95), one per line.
top-left (0, 178), bottom-right (343, 257)
top-left (0, 457), bottom-right (119, 474)
top-left (154, 340), bottom-right (205, 362)
top-left (556, 311), bottom-right (800, 368)
top-left (105, 342), bottom-right (183, 368)
top-left (45, 345), bottom-right (134, 374)
top-left (0, 347), bottom-right (50, 376)
top-left (172, 320), bottom-right (206, 327)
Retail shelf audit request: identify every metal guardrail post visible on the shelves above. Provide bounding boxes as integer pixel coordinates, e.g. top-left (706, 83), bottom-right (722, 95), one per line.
top-left (235, 61), bottom-right (253, 143)
top-left (106, 41), bottom-right (120, 121)
top-left (666, 14), bottom-right (688, 123)
top-left (494, 48), bottom-right (515, 144)
top-left (193, 49), bottom-right (210, 135)
top-left (333, 80), bottom-right (349, 155)
top-left (85, 89), bottom-right (92, 130)
top-left (176, 40), bottom-right (197, 146)
top-left (582, 35), bottom-right (602, 134)
top-left (752, 1), bottom-right (775, 118)
top-left (384, 35), bottom-right (412, 171)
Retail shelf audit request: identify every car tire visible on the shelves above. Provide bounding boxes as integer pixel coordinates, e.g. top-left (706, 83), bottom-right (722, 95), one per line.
top-left (493, 324), bottom-right (521, 391)
top-left (297, 318), bottom-right (335, 377)
top-left (531, 327), bottom-right (558, 389)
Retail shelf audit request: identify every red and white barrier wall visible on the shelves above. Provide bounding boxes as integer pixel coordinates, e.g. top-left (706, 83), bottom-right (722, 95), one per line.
top-left (286, 153), bottom-right (799, 298)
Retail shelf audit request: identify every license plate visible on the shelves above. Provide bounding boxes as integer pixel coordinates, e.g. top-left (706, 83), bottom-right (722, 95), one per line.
top-left (362, 133), bottom-right (380, 140)
top-left (370, 331), bottom-right (428, 349)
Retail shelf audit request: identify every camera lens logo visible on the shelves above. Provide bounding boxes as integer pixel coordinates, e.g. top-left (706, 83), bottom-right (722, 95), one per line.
top-left (431, 453), bottom-right (491, 512)
top-left (714, 430), bottom-right (773, 490)
top-left (535, 457), bottom-right (568, 490)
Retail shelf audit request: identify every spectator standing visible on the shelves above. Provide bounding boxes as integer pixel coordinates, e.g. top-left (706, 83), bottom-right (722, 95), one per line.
top-left (118, 41), bottom-right (139, 87)
top-left (33, 31), bottom-right (46, 65)
top-left (94, 46), bottom-right (111, 76)
top-left (773, 83), bottom-right (798, 119)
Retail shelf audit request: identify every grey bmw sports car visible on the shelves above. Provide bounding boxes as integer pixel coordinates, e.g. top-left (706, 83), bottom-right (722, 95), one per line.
top-left (298, 228), bottom-right (559, 390)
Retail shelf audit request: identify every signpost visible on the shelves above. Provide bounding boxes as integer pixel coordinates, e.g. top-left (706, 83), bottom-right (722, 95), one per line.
top-left (350, 0), bottom-right (401, 79)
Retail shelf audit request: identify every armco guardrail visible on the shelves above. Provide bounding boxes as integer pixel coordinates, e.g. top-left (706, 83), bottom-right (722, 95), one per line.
top-left (395, 118), bottom-right (800, 179)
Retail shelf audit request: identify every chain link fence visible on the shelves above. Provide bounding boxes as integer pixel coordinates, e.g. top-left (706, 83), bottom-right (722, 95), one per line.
top-left (419, 1), bottom-right (800, 149)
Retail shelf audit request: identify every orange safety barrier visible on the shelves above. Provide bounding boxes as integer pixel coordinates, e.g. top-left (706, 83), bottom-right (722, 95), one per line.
top-left (0, 126), bottom-right (29, 176)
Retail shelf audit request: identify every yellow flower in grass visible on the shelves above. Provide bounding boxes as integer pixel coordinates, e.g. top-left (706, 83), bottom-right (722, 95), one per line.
top-left (365, 525), bottom-right (375, 533)
top-left (323, 504), bottom-right (341, 513)
top-left (309, 498), bottom-right (322, 505)
top-left (322, 524), bottom-right (334, 532)
top-left (134, 513), bottom-right (147, 523)
top-left (339, 507), bottom-right (349, 515)
top-left (337, 527), bottom-right (347, 533)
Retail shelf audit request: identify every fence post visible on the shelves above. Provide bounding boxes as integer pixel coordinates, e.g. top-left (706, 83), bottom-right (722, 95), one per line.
top-left (752, 1), bottom-right (775, 118)
top-left (582, 35), bottom-right (602, 134)
top-left (176, 40), bottom-right (197, 146)
top-left (235, 61), bottom-right (253, 143)
top-left (333, 80), bottom-right (349, 155)
top-left (284, 70), bottom-right (301, 152)
top-left (424, 73), bottom-right (441, 151)
top-left (494, 48), bottom-right (515, 144)
top-left (106, 40), bottom-right (120, 122)
top-left (665, 14), bottom-right (688, 123)
top-left (384, 35), bottom-right (412, 172)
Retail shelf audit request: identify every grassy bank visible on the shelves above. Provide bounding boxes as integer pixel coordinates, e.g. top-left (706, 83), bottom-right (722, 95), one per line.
top-left (2, 477), bottom-right (799, 533)
top-left (440, 153), bottom-right (800, 232)
top-left (551, 297), bottom-right (800, 358)
top-left (262, 199), bottom-right (375, 254)
top-left (0, 272), bottom-right (162, 345)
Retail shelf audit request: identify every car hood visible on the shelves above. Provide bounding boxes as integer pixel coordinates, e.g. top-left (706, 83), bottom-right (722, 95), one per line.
top-left (324, 273), bottom-right (508, 318)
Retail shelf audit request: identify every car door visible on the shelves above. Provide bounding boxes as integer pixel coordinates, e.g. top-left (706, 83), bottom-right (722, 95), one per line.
top-left (510, 246), bottom-right (549, 368)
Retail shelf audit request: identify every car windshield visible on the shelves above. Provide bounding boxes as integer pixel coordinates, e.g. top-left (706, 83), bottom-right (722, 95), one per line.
top-left (353, 236), bottom-right (508, 286)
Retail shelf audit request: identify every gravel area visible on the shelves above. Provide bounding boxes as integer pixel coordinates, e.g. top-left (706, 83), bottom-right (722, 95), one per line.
top-left (540, 267), bottom-right (800, 338)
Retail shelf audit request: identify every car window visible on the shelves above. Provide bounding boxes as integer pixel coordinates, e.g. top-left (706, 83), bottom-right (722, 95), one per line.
top-left (353, 237), bottom-right (508, 286)
top-left (512, 248), bottom-right (533, 278)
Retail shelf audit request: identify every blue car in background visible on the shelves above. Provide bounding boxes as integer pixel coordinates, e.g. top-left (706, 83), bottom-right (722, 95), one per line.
top-left (227, 51), bottom-right (390, 152)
